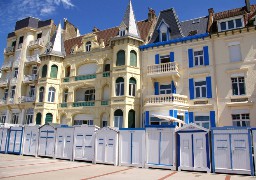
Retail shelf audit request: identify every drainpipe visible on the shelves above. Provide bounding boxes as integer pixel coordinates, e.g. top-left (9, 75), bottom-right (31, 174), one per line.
top-left (140, 48), bottom-right (143, 128)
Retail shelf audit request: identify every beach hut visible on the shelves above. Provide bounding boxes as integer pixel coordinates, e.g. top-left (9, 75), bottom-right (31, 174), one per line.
top-left (73, 125), bottom-right (99, 162)
top-left (176, 123), bottom-right (210, 172)
top-left (0, 124), bottom-right (10, 153)
top-left (119, 128), bottom-right (145, 167)
top-left (211, 127), bottom-right (253, 175)
top-left (95, 127), bottom-right (119, 166)
top-left (7, 126), bottom-right (24, 155)
top-left (145, 126), bottom-right (176, 170)
top-left (23, 125), bottom-right (40, 156)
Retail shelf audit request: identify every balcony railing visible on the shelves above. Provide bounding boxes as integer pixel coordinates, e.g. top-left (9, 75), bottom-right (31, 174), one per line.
top-left (23, 74), bottom-right (38, 83)
top-left (10, 78), bottom-right (17, 84)
top-left (1, 61), bottom-right (12, 70)
top-left (28, 38), bottom-right (44, 49)
top-left (25, 54), bottom-right (41, 64)
top-left (75, 74), bottom-right (96, 81)
top-left (144, 94), bottom-right (188, 105)
top-left (9, 98), bottom-right (14, 104)
top-left (63, 77), bottom-right (70, 82)
top-left (4, 46), bottom-right (15, 55)
top-left (0, 79), bottom-right (9, 87)
top-left (60, 103), bottom-right (67, 108)
top-left (19, 96), bottom-right (35, 103)
top-left (101, 100), bottom-right (109, 106)
top-left (147, 62), bottom-right (179, 77)
top-left (12, 60), bottom-right (20, 67)
top-left (0, 99), bottom-right (6, 105)
top-left (73, 101), bottom-right (95, 107)
top-left (103, 72), bottom-right (110, 77)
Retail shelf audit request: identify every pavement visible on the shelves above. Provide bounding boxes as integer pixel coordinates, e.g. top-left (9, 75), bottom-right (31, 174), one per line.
top-left (0, 154), bottom-right (254, 180)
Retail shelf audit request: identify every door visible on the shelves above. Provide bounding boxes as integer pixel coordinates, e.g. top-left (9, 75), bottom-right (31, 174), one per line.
top-left (56, 133), bottom-right (64, 158)
top-left (14, 130), bottom-right (22, 153)
top-left (131, 131), bottom-right (144, 165)
top-left (38, 130), bottom-right (47, 155)
top-left (180, 133), bottom-right (192, 167)
top-left (231, 134), bottom-right (250, 171)
top-left (160, 131), bottom-right (173, 166)
top-left (8, 131), bottom-right (15, 152)
top-left (29, 130), bottom-right (38, 155)
top-left (46, 131), bottom-right (55, 156)
top-left (23, 130), bottom-right (32, 154)
top-left (147, 130), bottom-right (159, 164)
top-left (193, 133), bottom-right (206, 168)
top-left (64, 133), bottom-right (73, 159)
top-left (0, 129), bottom-right (7, 152)
top-left (120, 131), bottom-right (131, 164)
top-left (96, 133), bottom-right (105, 163)
top-left (84, 133), bottom-right (94, 161)
top-left (74, 133), bottom-right (84, 159)
top-left (214, 134), bottom-right (231, 170)
top-left (105, 132), bottom-right (116, 164)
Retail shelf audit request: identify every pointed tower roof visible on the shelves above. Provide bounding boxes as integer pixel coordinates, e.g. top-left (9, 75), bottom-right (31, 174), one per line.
top-left (44, 23), bottom-right (66, 57)
top-left (120, 0), bottom-right (140, 38)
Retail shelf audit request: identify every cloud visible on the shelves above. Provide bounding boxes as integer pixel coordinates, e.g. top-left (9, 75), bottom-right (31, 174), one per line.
top-left (0, 0), bottom-right (75, 33)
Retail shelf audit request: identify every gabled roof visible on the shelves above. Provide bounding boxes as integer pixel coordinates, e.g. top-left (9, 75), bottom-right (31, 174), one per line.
top-left (176, 123), bottom-right (209, 132)
top-left (180, 16), bottom-right (208, 37)
top-left (39, 123), bottom-right (62, 129)
top-left (150, 8), bottom-right (183, 43)
top-left (97, 126), bottom-right (119, 132)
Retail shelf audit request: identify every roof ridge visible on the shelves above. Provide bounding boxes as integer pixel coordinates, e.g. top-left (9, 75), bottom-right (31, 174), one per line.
top-left (181, 16), bottom-right (208, 23)
top-left (215, 4), bottom-right (256, 14)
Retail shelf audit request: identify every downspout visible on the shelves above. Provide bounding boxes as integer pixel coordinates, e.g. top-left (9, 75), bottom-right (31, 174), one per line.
top-left (140, 47), bottom-right (144, 128)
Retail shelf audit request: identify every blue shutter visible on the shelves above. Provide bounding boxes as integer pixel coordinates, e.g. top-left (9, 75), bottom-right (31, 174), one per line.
top-left (170, 52), bottom-right (174, 62)
top-left (145, 111), bottom-right (150, 126)
top-left (189, 78), bottom-right (194, 100)
top-left (171, 81), bottom-right (176, 94)
top-left (206, 76), bottom-right (212, 98)
top-left (154, 82), bottom-right (159, 95)
top-left (188, 49), bottom-right (194, 68)
top-left (189, 112), bottom-right (194, 124)
top-left (185, 112), bottom-right (189, 124)
top-left (203, 46), bottom-right (209, 66)
top-left (173, 110), bottom-right (178, 126)
top-left (210, 111), bottom-right (216, 128)
top-left (155, 54), bottom-right (160, 64)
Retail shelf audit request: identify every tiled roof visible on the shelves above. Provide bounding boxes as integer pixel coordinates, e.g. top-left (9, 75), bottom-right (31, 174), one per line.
top-left (214, 4), bottom-right (256, 20)
top-left (64, 35), bottom-right (84, 55)
top-left (137, 20), bottom-right (154, 42)
top-left (180, 16), bottom-right (208, 37)
top-left (95, 27), bottom-right (119, 46)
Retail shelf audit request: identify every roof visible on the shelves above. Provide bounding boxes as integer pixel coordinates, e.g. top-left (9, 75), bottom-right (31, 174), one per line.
top-left (97, 126), bottom-right (119, 132)
top-left (180, 16), bottom-right (208, 37)
top-left (15, 17), bottom-right (52, 31)
top-left (150, 8), bottom-right (183, 43)
top-left (175, 123), bottom-right (209, 132)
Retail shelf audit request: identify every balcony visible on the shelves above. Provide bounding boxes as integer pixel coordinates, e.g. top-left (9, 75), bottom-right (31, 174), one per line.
top-left (25, 54), bottom-right (41, 65)
top-left (0, 99), bottom-right (6, 105)
top-left (0, 79), bottom-right (9, 87)
top-left (12, 60), bottom-right (20, 67)
top-left (1, 61), bottom-right (12, 71)
top-left (10, 78), bottom-right (17, 85)
top-left (23, 74), bottom-right (38, 84)
top-left (19, 96), bottom-right (35, 103)
top-left (63, 77), bottom-right (70, 83)
top-left (4, 46), bottom-right (15, 55)
top-left (102, 72), bottom-right (110, 77)
top-left (144, 94), bottom-right (188, 106)
top-left (147, 62), bottom-right (179, 78)
top-left (73, 101), bottom-right (95, 107)
top-left (75, 74), bottom-right (96, 81)
top-left (101, 100), bottom-right (109, 106)
top-left (28, 39), bottom-right (44, 49)
top-left (59, 103), bottom-right (67, 108)
top-left (8, 98), bottom-right (14, 104)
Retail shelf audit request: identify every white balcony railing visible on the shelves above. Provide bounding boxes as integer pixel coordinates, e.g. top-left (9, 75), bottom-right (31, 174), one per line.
top-left (0, 99), bottom-right (6, 105)
top-left (28, 38), bottom-right (44, 48)
top-left (0, 79), bottom-right (9, 86)
top-left (1, 61), bottom-right (12, 70)
top-left (147, 62), bottom-right (179, 76)
top-left (25, 54), bottom-right (41, 64)
top-left (19, 96), bottom-right (35, 103)
top-left (9, 98), bottom-right (14, 104)
top-left (144, 94), bottom-right (188, 105)
top-left (4, 46), bottom-right (15, 54)
top-left (12, 60), bottom-right (20, 67)
top-left (23, 74), bottom-right (38, 83)
top-left (10, 78), bottom-right (17, 84)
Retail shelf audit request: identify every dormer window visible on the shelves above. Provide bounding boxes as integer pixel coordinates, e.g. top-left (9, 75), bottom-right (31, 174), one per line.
top-left (218, 16), bottom-right (244, 32)
top-left (86, 41), bottom-right (91, 52)
top-left (161, 32), bottom-right (167, 42)
top-left (119, 29), bottom-right (126, 37)
top-left (158, 21), bottom-right (169, 42)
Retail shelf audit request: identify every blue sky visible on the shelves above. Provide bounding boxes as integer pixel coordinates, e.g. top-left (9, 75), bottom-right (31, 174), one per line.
top-left (0, 0), bottom-right (255, 65)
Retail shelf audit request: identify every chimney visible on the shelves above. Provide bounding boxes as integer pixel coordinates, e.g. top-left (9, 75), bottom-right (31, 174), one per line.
top-left (92, 26), bottom-right (100, 32)
top-left (207, 8), bottom-right (214, 33)
top-left (245, 0), bottom-right (250, 13)
top-left (148, 8), bottom-right (156, 21)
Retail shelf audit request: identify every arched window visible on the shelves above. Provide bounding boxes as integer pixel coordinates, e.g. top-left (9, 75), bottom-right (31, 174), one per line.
top-left (36, 113), bottom-right (42, 125)
top-left (116, 50), bottom-right (125, 66)
top-left (63, 89), bottom-right (68, 102)
top-left (39, 87), bottom-right (44, 102)
top-left (116, 77), bottom-right (124, 96)
top-left (65, 66), bottom-right (70, 77)
top-left (84, 88), bottom-right (95, 101)
top-left (130, 50), bottom-right (137, 67)
top-left (50, 65), bottom-right (58, 78)
top-left (128, 110), bottom-right (135, 128)
top-left (114, 109), bottom-right (123, 128)
top-left (48, 87), bottom-right (56, 102)
top-left (129, 78), bottom-right (136, 96)
top-left (45, 113), bottom-right (53, 124)
top-left (86, 41), bottom-right (91, 52)
top-left (42, 65), bottom-right (47, 78)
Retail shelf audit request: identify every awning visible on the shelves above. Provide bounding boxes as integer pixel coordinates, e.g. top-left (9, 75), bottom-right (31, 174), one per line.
top-left (152, 114), bottom-right (186, 124)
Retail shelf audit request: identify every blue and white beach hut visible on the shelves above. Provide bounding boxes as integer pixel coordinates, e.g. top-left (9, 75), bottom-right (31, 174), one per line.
top-left (7, 125), bottom-right (24, 155)
top-left (22, 125), bottom-right (40, 156)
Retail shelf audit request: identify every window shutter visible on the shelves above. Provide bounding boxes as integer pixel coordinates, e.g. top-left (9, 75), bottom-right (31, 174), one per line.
top-left (169, 110), bottom-right (174, 126)
top-left (45, 114), bottom-right (53, 123)
top-left (170, 52), bottom-right (175, 62)
top-left (145, 111), bottom-right (149, 126)
top-left (188, 49), bottom-right (194, 68)
top-left (206, 76), bottom-right (212, 98)
top-left (210, 111), bottom-right (216, 127)
top-left (189, 78), bottom-right (194, 100)
top-left (203, 46), bottom-right (209, 66)
top-left (171, 81), bottom-right (176, 94)
top-left (154, 82), bottom-right (159, 95)
top-left (155, 54), bottom-right (160, 64)
top-left (189, 112), bottom-right (194, 123)
top-left (185, 112), bottom-right (189, 124)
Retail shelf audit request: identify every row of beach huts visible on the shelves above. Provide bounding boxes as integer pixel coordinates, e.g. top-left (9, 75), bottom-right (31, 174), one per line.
top-left (0, 123), bottom-right (255, 176)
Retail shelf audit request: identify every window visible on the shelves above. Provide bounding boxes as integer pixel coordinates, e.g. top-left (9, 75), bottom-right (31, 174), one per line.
top-left (48, 87), bottom-right (56, 102)
top-left (74, 120), bottom-right (94, 125)
top-left (42, 65), bottom-right (47, 78)
top-left (116, 50), bottom-right (125, 66)
top-left (50, 65), bottom-right (58, 78)
top-left (195, 81), bottom-right (206, 98)
top-left (86, 41), bottom-right (91, 52)
top-left (160, 55), bottom-right (170, 63)
top-left (12, 41), bottom-right (16, 47)
top-left (0, 115), bottom-right (6, 123)
top-left (39, 87), bottom-right (44, 102)
top-left (36, 113), bottom-right (42, 125)
top-left (4, 89), bottom-right (8, 100)
top-left (25, 114), bottom-right (33, 124)
top-left (29, 86), bottom-right (35, 97)
top-left (231, 77), bottom-right (245, 95)
top-left (65, 66), bottom-right (70, 77)
top-left (150, 117), bottom-right (169, 125)
top-left (104, 64), bottom-right (110, 72)
top-left (84, 89), bottom-right (95, 101)
top-left (219, 18), bottom-right (243, 31)
top-left (114, 109), bottom-right (123, 128)
top-left (19, 36), bottom-right (24, 44)
top-left (37, 33), bottom-right (42, 39)
top-left (116, 77), bottom-right (124, 96)
top-left (232, 113), bottom-right (250, 127)
top-left (129, 78), bottom-right (136, 96)
top-left (45, 113), bottom-right (53, 123)
top-left (32, 66), bottom-right (37, 75)
top-left (120, 29), bottom-right (126, 36)
top-left (161, 32), bottom-right (167, 42)
top-left (195, 116), bottom-right (210, 129)
top-left (11, 86), bottom-right (16, 98)
top-left (194, 50), bottom-right (204, 66)
top-left (160, 84), bottom-right (172, 94)
top-left (12, 113), bottom-right (19, 124)
top-left (63, 89), bottom-right (68, 102)
top-left (14, 68), bottom-right (18, 78)
top-left (102, 113), bottom-right (108, 127)
top-left (130, 50), bottom-right (137, 67)
top-left (102, 120), bottom-right (108, 127)
top-left (229, 44), bottom-right (242, 62)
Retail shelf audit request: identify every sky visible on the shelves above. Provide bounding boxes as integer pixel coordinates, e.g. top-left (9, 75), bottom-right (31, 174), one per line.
top-left (0, 0), bottom-right (255, 65)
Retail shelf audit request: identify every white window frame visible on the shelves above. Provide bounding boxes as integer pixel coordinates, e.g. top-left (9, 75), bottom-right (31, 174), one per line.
top-left (85, 42), bottom-right (91, 52)
top-left (4, 89), bottom-right (8, 100)
top-left (63, 90), bottom-right (68, 102)
top-left (48, 87), bottom-right (55, 102)
top-left (194, 113), bottom-right (210, 129)
top-left (114, 116), bottom-right (123, 128)
top-left (120, 29), bottom-right (126, 37)
top-left (231, 76), bottom-right (245, 96)
top-left (228, 42), bottom-right (242, 62)
top-left (32, 66), bottom-right (37, 75)
top-left (194, 79), bottom-right (207, 98)
top-left (29, 86), bottom-right (35, 98)
top-left (232, 113), bottom-right (250, 127)
top-left (25, 114), bottom-right (33, 125)
top-left (194, 50), bottom-right (204, 66)
top-left (0, 115), bottom-right (6, 123)
top-left (11, 86), bottom-right (16, 98)
top-left (12, 113), bottom-right (19, 124)
top-left (84, 89), bottom-right (95, 101)
top-left (159, 84), bottom-right (172, 94)
top-left (115, 82), bottom-right (124, 96)
top-left (218, 16), bottom-right (244, 32)
top-left (39, 87), bottom-right (44, 102)
top-left (74, 120), bottom-right (94, 126)
top-left (14, 68), bottom-right (18, 78)
top-left (129, 83), bottom-right (136, 96)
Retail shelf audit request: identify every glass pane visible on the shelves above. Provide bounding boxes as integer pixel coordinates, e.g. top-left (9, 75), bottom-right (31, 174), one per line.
top-left (200, 56), bottom-right (204, 65)
top-left (220, 22), bottom-right (226, 31)
top-left (228, 20), bottom-right (234, 29)
top-left (239, 82), bottom-right (245, 95)
top-left (202, 87), bottom-right (206, 97)
top-left (196, 87), bottom-right (200, 98)
top-left (232, 83), bottom-right (238, 95)
top-left (162, 33), bottom-right (167, 41)
top-left (195, 116), bottom-right (209, 122)
top-left (235, 19), bottom-right (242, 28)
top-left (121, 84), bottom-right (124, 95)
top-left (202, 122), bottom-right (210, 129)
